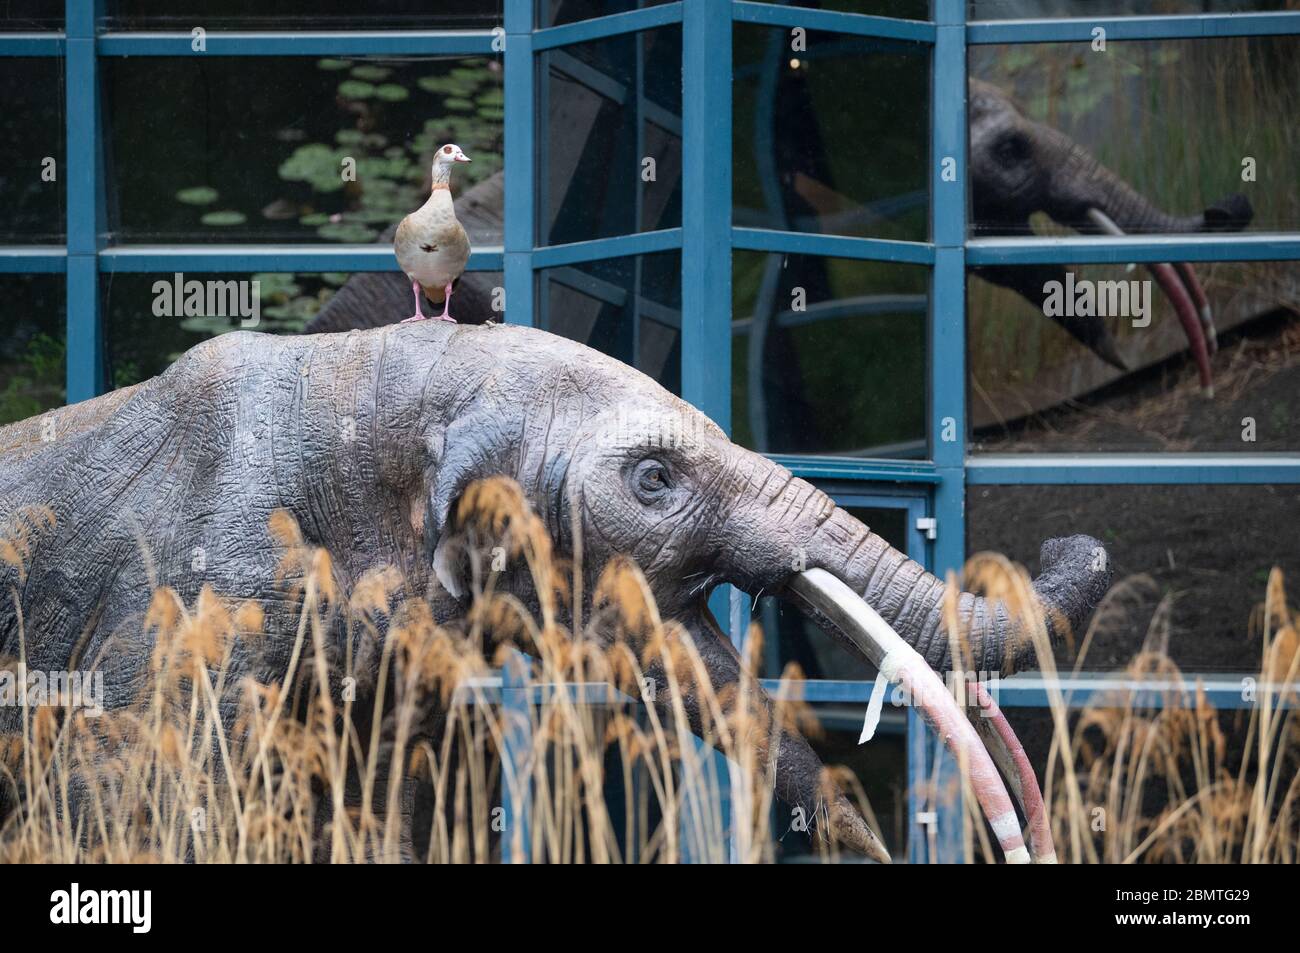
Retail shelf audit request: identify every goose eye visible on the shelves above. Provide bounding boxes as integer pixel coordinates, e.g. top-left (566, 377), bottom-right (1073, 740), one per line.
top-left (443, 145), bottom-right (453, 154)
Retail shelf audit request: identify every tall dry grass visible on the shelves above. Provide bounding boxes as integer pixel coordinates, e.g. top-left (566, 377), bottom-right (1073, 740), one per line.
top-left (952, 555), bottom-right (1300, 864)
top-left (0, 478), bottom-right (848, 863)
top-left (1, 478), bottom-right (1296, 863)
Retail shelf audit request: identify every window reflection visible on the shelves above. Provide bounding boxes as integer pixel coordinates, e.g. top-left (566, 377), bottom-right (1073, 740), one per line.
top-left (539, 27), bottom-right (682, 245)
top-left (734, 25), bottom-right (929, 242)
top-left (0, 275), bottom-right (64, 425)
top-left (968, 484), bottom-right (1300, 673)
top-left (0, 57), bottom-right (64, 244)
top-left (103, 270), bottom-right (508, 388)
top-left (105, 0), bottom-right (500, 30)
top-left (971, 0), bottom-right (1290, 18)
top-left (969, 37), bottom-right (1298, 235)
top-left (103, 56), bottom-right (503, 244)
top-left (537, 252), bottom-right (681, 393)
top-left (733, 252), bottom-right (928, 457)
top-left (969, 261), bottom-right (1300, 452)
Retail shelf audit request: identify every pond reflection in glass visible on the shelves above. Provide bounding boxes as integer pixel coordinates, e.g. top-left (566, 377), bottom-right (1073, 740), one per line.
top-left (103, 56), bottom-right (502, 244)
top-left (104, 270), bottom-right (498, 388)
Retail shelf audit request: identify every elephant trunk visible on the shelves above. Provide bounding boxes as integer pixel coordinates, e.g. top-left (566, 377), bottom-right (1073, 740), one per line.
top-left (1044, 127), bottom-right (1251, 235)
top-left (807, 506), bottom-right (1110, 676)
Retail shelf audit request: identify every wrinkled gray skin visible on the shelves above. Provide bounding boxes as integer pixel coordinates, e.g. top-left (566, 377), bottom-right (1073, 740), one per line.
top-left (969, 79), bottom-right (1253, 366)
top-left (0, 323), bottom-right (1110, 853)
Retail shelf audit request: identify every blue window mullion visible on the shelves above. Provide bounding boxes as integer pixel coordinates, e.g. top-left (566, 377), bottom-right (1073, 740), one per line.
top-left (910, 0), bottom-right (968, 866)
top-left (504, 0), bottom-right (534, 327)
top-left (680, 0), bottom-right (731, 431)
top-left (65, 0), bottom-right (103, 403)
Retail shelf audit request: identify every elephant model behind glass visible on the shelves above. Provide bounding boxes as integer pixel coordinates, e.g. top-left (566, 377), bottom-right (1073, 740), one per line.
top-left (969, 79), bottom-right (1253, 393)
top-left (0, 322), bottom-right (1112, 859)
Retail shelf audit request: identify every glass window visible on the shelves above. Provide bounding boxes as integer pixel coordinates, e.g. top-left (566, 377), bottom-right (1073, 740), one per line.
top-left (105, 1), bottom-right (501, 30)
top-left (102, 56), bottom-right (503, 245)
top-left (0, 57), bottom-right (64, 244)
top-left (0, 1), bottom-right (60, 30)
top-left (733, 253), bottom-right (928, 457)
top-left (969, 37), bottom-right (1299, 236)
top-left (971, 0), bottom-right (1290, 18)
top-left (969, 260), bottom-right (1300, 452)
top-left (0, 275), bottom-right (64, 426)
top-left (752, 0), bottom-right (928, 17)
top-left (967, 483), bottom-right (1299, 674)
top-left (537, 251), bottom-right (681, 393)
top-left (538, 26), bottom-right (682, 245)
top-left (734, 25), bottom-right (929, 242)
top-left (541, 0), bottom-right (673, 29)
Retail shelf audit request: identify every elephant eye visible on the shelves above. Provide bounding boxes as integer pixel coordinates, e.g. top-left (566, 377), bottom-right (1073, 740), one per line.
top-left (632, 459), bottom-right (672, 500)
top-left (996, 133), bottom-right (1030, 164)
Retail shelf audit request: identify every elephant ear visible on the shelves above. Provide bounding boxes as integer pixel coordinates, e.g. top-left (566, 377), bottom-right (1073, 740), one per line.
top-left (423, 412), bottom-right (520, 599)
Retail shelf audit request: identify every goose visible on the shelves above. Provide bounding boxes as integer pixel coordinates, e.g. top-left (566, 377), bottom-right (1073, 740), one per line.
top-left (395, 143), bottom-right (472, 322)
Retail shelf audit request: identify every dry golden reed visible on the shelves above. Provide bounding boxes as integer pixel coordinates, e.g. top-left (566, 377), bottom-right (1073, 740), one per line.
top-left (0, 484), bottom-right (1296, 863)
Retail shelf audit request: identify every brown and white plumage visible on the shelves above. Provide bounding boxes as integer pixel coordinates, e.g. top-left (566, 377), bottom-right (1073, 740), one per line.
top-left (395, 143), bottom-right (471, 322)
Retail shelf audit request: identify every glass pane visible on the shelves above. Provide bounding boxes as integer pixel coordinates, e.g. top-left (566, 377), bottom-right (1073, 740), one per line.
top-left (0, 1), bottom-right (60, 30)
top-left (967, 484), bottom-right (1299, 674)
top-left (0, 275), bottom-right (64, 425)
top-left (102, 271), bottom-right (507, 387)
top-left (734, 25), bottom-right (929, 242)
top-left (542, 0), bottom-right (672, 29)
top-left (103, 56), bottom-right (503, 244)
top-left (539, 26), bottom-right (681, 245)
top-left (733, 253), bottom-right (928, 457)
top-left (105, 1), bottom-right (500, 30)
top-left (537, 251), bottom-right (681, 393)
top-left (969, 260), bottom-right (1300, 452)
top-left (754, 503), bottom-right (910, 681)
top-left (970, 37), bottom-right (1299, 235)
top-left (0, 57), bottom-right (65, 243)
top-left (752, 0), bottom-right (928, 17)
top-left (971, 0), bottom-right (1290, 18)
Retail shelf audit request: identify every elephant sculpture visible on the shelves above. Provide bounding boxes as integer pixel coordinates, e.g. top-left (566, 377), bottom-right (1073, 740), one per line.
top-left (0, 322), bottom-right (1111, 861)
top-left (969, 79), bottom-right (1253, 393)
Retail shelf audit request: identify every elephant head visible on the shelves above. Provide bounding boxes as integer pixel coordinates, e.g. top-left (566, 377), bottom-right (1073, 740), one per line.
top-left (969, 79), bottom-right (1254, 393)
top-left (353, 324), bottom-right (1109, 858)
top-left (1, 323), bottom-right (1109, 861)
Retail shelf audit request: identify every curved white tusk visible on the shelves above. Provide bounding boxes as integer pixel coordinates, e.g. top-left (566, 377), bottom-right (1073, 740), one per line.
top-left (787, 569), bottom-right (1031, 864)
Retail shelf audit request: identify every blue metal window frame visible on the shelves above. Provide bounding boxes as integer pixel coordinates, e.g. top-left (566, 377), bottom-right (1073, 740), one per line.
top-left (2, 0), bottom-right (1298, 862)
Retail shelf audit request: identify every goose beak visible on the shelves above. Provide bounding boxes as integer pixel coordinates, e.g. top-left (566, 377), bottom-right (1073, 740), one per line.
top-left (456, 154), bottom-right (472, 163)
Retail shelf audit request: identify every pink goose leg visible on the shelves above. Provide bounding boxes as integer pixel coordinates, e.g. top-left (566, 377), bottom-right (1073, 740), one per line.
top-left (437, 281), bottom-right (457, 323)
top-left (401, 280), bottom-right (427, 323)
